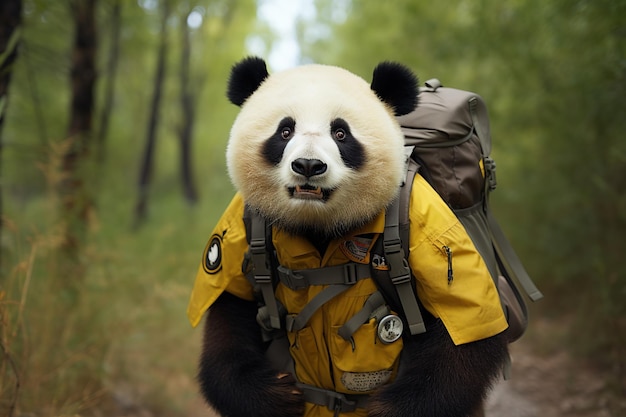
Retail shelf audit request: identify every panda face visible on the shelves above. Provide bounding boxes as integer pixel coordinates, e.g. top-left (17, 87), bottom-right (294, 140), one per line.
top-left (226, 60), bottom-right (418, 237)
top-left (262, 115), bottom-right (365, 203)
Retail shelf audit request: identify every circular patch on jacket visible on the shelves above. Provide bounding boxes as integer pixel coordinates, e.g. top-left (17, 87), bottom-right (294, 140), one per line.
top-left (377, 315), bottom-right (404, 344)
top-left (203, 234), bottom-right (222, 274)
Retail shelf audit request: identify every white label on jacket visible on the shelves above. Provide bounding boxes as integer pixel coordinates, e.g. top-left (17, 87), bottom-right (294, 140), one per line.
top-left (341, 369), bottom-right (392, 392)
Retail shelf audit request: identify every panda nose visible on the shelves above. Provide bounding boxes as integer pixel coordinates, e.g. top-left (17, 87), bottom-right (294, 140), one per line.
top-left (291, 158), bottom-right (327, 178)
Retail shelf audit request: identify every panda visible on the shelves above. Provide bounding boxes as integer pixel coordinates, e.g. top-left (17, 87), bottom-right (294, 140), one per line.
top-left (187, 57), bottom-right (509, 417)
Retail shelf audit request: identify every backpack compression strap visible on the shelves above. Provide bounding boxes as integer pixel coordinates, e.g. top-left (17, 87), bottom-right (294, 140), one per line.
top-left (468, 99), bottom-right (543, 302)
top-left (384, 182), bottom-right (426, 335)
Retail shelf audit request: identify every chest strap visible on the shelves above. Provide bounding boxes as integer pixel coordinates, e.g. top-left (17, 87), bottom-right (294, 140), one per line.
top-left (277, 263), bottom-right (370, 290)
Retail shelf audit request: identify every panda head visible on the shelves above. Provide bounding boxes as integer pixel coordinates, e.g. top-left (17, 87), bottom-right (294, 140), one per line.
top-left (225, 57), bottom-right (418, 238)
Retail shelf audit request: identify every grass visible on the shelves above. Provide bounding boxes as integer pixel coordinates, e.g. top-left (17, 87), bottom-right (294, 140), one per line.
top-left (1, 141), bottom-right (234, 416)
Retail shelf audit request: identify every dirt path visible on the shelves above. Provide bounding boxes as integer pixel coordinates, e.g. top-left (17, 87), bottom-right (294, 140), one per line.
top-left (486, 338), bottom-right (623, 417)
top-left (111, 322), bottom-right (623, 417)
top-left (186, 338), bottom-right (623, 417)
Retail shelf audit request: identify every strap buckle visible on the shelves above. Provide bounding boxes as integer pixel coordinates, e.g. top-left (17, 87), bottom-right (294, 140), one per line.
top-left (343, 263), bottom-right (358, 285)
top-left (484, 157), bottom-right (497, 191)
top-left (326, 391), bottom-right (357, 415)
top-left (248, 237), bottom-right (272, 284)
top-left (277, 266), bottom-right (308, 290)
top-left (384, 238), bottom-right (411, 285)
top-left (249, 237), bottom-right (266, 255)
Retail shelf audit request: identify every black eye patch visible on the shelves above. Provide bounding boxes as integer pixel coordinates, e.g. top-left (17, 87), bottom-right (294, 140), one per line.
top-left (263, 117), bottom-right (295, 165)
top-left (330, 118), bottom-right (365, 169)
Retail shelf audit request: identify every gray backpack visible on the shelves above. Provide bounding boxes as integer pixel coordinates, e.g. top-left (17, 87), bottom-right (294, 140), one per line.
top-left (395, 78), bottom-right (543, 342)
top-left (244, 79), bottom-right (543, 345)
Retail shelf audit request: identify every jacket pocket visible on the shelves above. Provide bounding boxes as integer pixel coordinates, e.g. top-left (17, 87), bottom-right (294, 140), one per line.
top-left (329, 318), bottom-right (403, 394)
top-left (287, 326), bottom-right (329, 388)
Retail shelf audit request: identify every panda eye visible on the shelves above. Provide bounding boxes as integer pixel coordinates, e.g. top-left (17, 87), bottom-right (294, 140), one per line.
top-left (276, 117), bottom-right (296, 140)
top-left (333, 128), bottom-right (346, 141)
top-left (281, 127), bottom-right (293, 140)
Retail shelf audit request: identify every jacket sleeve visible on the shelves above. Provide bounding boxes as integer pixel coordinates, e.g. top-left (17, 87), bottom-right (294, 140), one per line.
top-left (407, 175), bottom-right (508, 345)
top-left (187, 193), bottom-right (255, 327)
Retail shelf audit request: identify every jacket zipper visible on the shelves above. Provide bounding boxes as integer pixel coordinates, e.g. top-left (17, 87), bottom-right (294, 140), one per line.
top-left (443, 245), bottom-right (453, 285)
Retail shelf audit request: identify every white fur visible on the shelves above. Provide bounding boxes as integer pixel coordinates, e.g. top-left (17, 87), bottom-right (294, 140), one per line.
top-left (226, 64), bottom-right (406, 236)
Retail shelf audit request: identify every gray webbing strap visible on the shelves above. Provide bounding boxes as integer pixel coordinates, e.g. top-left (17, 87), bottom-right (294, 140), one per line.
top-left (285, 284), bottom-right (352, 332)
top-left (400, 146), bottom-right (419, 256)
top-left (296, 383), bottom-right (369, 414)
top-left (337, 291), bottom-right (387, 341)
top-left (486, 208), bottom-right (544, 302)
top-left (248, 212), bottom-right (282, 329)
top-left (469, 95), bottom-right (491, 156)
top-left (277, 263), bottom-right (370, 291)
top-left (384, 197), bottom-right (426, 335)
top-left (470, 96), bottom-right (542, 303)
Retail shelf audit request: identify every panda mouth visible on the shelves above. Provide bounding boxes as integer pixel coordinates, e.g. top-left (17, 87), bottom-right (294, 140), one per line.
top-left (289, 184), bottom-right (332, 201)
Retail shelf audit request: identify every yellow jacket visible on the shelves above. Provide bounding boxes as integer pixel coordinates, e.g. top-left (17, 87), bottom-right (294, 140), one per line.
top-left (188, 174), bottom-right (507, 417)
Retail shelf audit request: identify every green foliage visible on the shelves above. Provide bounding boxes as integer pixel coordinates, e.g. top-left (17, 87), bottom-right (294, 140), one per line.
top-left (1, 0), bottom-right (253, 415)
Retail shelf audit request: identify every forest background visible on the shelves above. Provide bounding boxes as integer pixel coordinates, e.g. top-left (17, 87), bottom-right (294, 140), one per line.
top-left (0, 0), bottom-right (624, 416)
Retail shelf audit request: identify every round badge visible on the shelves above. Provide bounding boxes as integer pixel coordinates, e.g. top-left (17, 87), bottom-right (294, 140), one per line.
top-left (203, 234), bottom-right (222, 274)
top-left (377, 315), bottom-right (403, 344)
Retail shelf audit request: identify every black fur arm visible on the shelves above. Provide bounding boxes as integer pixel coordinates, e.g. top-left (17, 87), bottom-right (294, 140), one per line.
top-left (198, 292), bottom-right (304, 417)
top-left (368, 317), bottom-right (508, 417)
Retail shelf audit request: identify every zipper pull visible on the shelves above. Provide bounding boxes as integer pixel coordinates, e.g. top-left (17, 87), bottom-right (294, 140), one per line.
top-left (443, 245), bottom-right (453, 285)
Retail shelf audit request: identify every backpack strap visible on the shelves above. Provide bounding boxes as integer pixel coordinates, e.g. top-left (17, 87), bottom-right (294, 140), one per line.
top-left (469, 96), bottom-right (543, 303)
top-left (285, 283), bottom-right (353, 332)
top-left (400, 146), bottom-right (419, 255)
top-left (244, 206), bottom-right (282, 329)
top-left (296, 383), bottom-right (369, 415)
top-left (384, 192), bottom-right (426, 336)
top-left (486, 209), bottom-right (544, 302)
top-left (337, 291), bottom-right (388, 341)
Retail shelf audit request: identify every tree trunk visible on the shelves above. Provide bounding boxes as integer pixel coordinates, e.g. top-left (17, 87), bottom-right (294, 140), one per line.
top-left (60, 0), bottom-right (97, 259)
top-left (179, 8), bottom-right (198, 204)
top-left (0, 3), bottom-right (23, 413)
top-left (133, 0), bottom-right (170, 228)
top-left (0, 0), bottom-right (22, 276)
top-left (95, 0), bottom-right (121, 163)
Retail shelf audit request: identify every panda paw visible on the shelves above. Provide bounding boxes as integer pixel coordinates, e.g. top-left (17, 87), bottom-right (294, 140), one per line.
top-left (201, 370), bottom-right (304, 417)
top-left (255, 372), bottom-right (305, 417)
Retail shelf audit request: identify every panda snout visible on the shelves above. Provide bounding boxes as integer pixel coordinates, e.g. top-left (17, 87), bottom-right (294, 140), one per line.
top-left (291, 158), bottom-right (327, 178)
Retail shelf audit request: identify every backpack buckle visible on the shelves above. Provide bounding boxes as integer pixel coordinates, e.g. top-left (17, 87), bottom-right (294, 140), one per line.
top-left (384, 239), bottom-right (411, 284)
top-left (343, 263), bottom-right (358, 285)
top-left (326, 391), bottom-right (357, 415)
top-left (484, 157), bottom-right (497, 191)
top-left (277, 265), bottom-right (308, 290)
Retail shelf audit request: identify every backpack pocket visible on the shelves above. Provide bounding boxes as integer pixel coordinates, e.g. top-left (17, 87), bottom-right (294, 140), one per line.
top-left (329, 318), bottom-right (403, 394)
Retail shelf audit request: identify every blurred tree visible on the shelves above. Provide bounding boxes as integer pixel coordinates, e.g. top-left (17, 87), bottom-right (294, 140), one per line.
top-left (134, 0), bottom-right (171, 228)
top-left (0, 0), bottom-right (22, 274)
top-left (60, 0), bottom-right (97, 265)
top-left (178, 2), bottom-right (199, 204)
top-left (95, 0), bottom-right (121, 162)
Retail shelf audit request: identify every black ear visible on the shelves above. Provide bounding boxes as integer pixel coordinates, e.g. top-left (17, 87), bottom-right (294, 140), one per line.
top-left (370, 62), bottom-right (419, 116)
top-left (227, 57), bottom-right (269, 106)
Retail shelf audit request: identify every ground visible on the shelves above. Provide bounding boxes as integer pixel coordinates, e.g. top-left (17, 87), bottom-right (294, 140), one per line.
top-left (485, 341), bottom-right (620, 417)
top-left (108, 317), bottom-right (625, 417)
